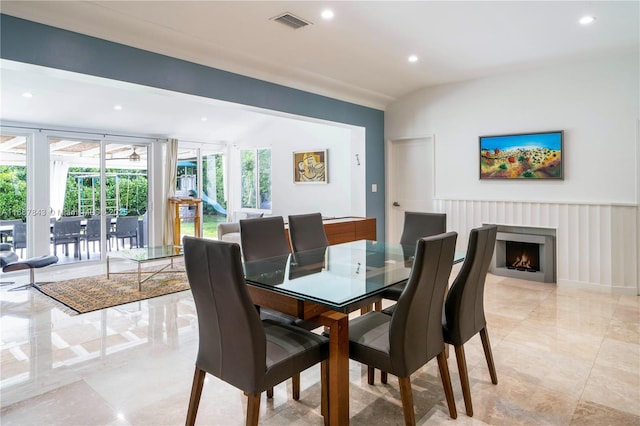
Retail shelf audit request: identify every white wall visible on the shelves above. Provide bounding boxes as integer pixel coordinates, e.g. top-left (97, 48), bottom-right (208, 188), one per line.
top-left (387, 52), bottom-right (638, 203)
top-left (228, 114), bottom-right (366, 219)
top-left (386, 51), bottom-right (639, 294)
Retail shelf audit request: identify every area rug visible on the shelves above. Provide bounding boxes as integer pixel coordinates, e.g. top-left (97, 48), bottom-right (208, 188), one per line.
top-left (35, 268), bottom-right (190, 315)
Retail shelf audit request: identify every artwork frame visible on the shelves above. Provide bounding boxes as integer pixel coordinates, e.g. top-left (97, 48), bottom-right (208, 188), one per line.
top-left (479, 130), bottom-right (564, 180)
top-left (293, 149), bottom-right (328, 184)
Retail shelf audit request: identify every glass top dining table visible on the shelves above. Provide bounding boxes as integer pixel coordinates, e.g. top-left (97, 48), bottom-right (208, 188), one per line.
top-left (243, 239), bottom-right (464, 425)
top-left (243, 239), bottom-right (465, 313)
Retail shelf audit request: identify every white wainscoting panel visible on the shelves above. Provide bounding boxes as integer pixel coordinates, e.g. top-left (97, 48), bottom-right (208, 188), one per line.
top-left (434, 199), bottom-right (638, 294)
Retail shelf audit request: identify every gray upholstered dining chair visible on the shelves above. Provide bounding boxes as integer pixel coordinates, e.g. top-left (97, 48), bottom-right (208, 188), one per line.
top-left (400, 212), bottom-right (447, 246)
top-left (239, 215), bottom-right (319, 399)
top-left (347, 232), bottom-right (459, 424)
top-left (443, 224), bottom-right (498, 417)
top-left (379, 211), bottom-right (446, 303)
top-left (182, 236), bottom-right (329, 426)
top-left (239, 216), bottom-right (290, 262)
top-left (287, 212), bottom-right (329, 252)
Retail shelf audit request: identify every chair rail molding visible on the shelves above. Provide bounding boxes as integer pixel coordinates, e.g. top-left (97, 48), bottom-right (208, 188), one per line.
top-left (434, 199), bottom-right (639, 295)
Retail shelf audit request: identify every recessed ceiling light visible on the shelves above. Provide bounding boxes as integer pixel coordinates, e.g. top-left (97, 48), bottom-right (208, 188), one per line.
top-left (579, 15), bottom-right (596, 25)
top-left (22, 92), bottom-right (33, 98)
top-left (408, 55), bottom-right (418, 63)
top-left (113, 105), bottom-right (123, 111)
top-left (201, 117), bottom-right (208, 122)
top-left (321, 9), bottom-right (334, 20)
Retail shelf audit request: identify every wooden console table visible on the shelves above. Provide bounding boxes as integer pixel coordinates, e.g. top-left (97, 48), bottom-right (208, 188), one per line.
top-left (284, 216), bottom-right (376, 245)
top-left (169, 198), bottom-right (202, 246)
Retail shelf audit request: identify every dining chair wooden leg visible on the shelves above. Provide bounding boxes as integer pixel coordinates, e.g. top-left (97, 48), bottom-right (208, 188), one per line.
top-left (381, 371), bottom-right (388, 384)
top-left (436, 351), bottom-right (457, 419)
top-left (321, 360), bottom-right (329, 426)
top-left (398, 376), bottom-right (415, 426)
top-left (246, 393), bottom-right (261, 426)
top-left (480, 327), bottom-right (498, 384)
top-left (367, 366), bottom-right (375, 385)
top-left (186, 367), bottom-right (206, 426)
top-left (292, 373), bottom-right (301, 400)
top-left (266, 388), bottom-right (273, 398)
top-left (454, 344), bottom-right (473, 416)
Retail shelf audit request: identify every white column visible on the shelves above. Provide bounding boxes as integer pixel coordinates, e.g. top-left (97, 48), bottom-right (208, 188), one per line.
top-left (28, 131), bottom-right (51, 257)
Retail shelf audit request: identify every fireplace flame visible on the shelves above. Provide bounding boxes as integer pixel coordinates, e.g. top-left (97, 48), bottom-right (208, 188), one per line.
top-left (512, 253), bottom-right (532, 269)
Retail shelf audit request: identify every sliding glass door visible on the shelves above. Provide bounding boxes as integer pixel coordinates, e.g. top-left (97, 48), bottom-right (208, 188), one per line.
top-left (49, 137), bottom-right (148, 263)
top-left (0, 132), bottom-right (28, 259)
top-left (176, 144), bottom-right (226, 239)
top-left (104, 142), bottom-right (148, 249)
top-left (49, 137), bottom-right (102, 263)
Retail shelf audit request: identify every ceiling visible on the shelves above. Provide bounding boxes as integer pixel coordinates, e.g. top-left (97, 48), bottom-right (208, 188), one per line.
top-left (1, 1), bottom-right (638, 142)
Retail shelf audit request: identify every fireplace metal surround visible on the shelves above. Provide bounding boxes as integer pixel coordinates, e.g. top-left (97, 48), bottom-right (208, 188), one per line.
top-left (489, 226), bottom-right (556, 283)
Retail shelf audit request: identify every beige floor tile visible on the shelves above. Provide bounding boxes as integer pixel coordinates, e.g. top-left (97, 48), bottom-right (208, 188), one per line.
top-left (0, 380), bottom-right (118, 426)
top-left (502, 320), bottom-right (605, 361)
top-left (593, 338), bottom-right (640, 374)
top-left (467, 373), bottom-right (578, 425)
top-left (570, 400), bottom-right (640, 425)
top-left (605, 317), bottom-right (640, 344)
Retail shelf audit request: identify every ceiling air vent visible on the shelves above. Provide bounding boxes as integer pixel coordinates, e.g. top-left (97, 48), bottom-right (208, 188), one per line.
top-left (271, 12), bottom-right (312, 29)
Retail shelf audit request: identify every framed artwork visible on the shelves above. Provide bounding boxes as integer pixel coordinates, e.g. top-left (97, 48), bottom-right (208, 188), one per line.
top-left (479, 130), bottom-right (563, 180)
top-left (293, 150), bottom-right (328, 184)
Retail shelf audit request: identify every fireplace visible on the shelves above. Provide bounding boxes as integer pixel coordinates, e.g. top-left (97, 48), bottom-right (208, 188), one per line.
top-left (506, 241), bottom-right (540, 272)
top-left (490, 226), bottom-right (555, 283)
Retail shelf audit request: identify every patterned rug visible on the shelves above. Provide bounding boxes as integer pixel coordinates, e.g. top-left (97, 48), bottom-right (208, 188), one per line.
top-left (35, 267), bottom-right (190, 315)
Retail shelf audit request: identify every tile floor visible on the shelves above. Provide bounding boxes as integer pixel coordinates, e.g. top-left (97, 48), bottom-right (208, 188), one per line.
top-left (0, 262), bottom-right (638, 425)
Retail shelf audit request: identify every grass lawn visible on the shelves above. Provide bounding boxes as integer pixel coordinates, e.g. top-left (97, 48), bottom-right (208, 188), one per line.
top-left (179, 214), bottom-right (227, 240)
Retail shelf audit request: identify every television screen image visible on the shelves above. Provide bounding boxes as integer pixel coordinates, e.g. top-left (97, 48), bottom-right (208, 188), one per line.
top-left (479, 130), bottom-right (563, 180)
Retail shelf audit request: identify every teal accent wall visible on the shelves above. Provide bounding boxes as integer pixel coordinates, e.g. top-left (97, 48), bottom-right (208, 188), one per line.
top-left (0, 14), bottom-right (386, 239)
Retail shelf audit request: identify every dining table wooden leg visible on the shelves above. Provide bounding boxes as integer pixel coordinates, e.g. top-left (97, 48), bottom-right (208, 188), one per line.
top-left (317, 311), bottom-right (349, 425)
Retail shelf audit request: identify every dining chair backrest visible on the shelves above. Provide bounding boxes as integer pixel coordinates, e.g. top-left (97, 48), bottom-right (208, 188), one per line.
top-left (444, 224), bottom-right (497, 346)
top-left (85, 218), bottom-right (101, 240)
top-left (239, 216), bottom-right (290, 262)
top-left (53, 219), bottom-right (81, 238)
top-left (114, 216), bottom-right (138, 237)
top-left (389, 231), bottom-right (457, 376)
top-left (183, 236), bottom-right (266, 392)
top-left (290, 247), bottom-right (327, 279)
top-left (0, 219), bottom-right (23, 228)
top-left (399, 212), bottom-right (447, 246)
top-left (12, 222), bottom-right (27, 250)
top-left (287, 212), bottom-right (329, 252)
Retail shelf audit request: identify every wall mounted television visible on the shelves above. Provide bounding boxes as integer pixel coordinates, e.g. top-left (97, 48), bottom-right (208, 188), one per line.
top-left (479, 130), bottom-right (563, 180)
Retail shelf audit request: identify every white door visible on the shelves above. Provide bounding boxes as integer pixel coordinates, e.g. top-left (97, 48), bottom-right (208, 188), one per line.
top-left (387, 137), bottom-right (435, 243)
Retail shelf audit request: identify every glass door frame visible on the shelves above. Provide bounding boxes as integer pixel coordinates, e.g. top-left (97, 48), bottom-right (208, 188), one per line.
top-left (176, 141), bottom-right (227, 238)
